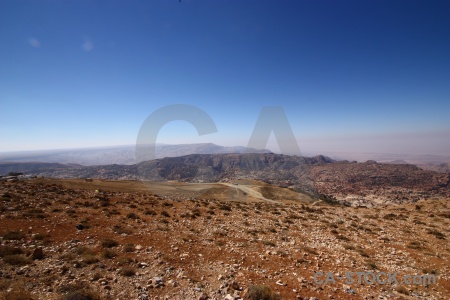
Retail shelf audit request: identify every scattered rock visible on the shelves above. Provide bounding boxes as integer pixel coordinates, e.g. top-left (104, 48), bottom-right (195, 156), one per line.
top-left (32, 247), bottom-right (44, 260)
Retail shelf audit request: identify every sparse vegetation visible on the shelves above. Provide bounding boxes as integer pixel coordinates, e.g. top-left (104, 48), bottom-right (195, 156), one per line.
top-left (3, 254), bottom-right (31, 266)
top-left (58, 283), bottom-right (101, 300)
top-left (0, 289), bottom-right (36, 300)
top-left (124, 243), bottom-right (135, 252)
top-left (366, 261), bottom-right (377, 270)
top-left (120, 267), bottom-right (135, 277)
top-left (101, 238), bottom-right (119, 248)
top-left (82, 253), bottom-right (99, 265)
top-left (247, 285), bottom-right (281, 300)
top-left (262, 240), bottom-right (276, 247)
top-left (112, 225), bottom-right (132, 235)
top-left (383, 213), bottom-right (397, 220)
top-left (356, 247), bottom-right (369, 258)
top-left (102, 249), bottom-right (117, 259)
top-left (0, 245), bottom-right (24, 257)
top-left (126, 212), bottom-right (138, 219)
top-left (427, 229), bottom-right (445, 239)
top-left (218, 204), bottom-right (231, 211)
top-left (397, 285), bottom-right (409, 295)
top-left (160, 210), bottom-right (170, 217)
top-left (144, 209), bottom-right (156, 215)
top-left (2, 231), bottom-right (24, 240)
top-left (23, 208), bottom-right (48, 219)
top-left (407, 241), bottom-right (424, 250)
top-left (303, 247), bottom-right (319, 255)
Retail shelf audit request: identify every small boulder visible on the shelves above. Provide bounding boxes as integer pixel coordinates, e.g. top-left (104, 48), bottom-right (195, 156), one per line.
top-left (32, 248), bottom-right (44, 260)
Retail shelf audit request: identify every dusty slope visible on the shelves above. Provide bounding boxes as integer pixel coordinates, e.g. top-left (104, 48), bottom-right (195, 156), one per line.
top-left (0, 179), bottom-right (449, 300)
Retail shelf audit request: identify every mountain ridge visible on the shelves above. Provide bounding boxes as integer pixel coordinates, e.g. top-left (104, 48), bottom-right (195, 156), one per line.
top-left (2, 153), bottom-right (449, 206)
top-left (0, 143), bottom-right (271, 166)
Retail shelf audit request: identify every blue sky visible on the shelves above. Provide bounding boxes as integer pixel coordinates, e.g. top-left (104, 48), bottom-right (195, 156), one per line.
top-left (1, 0), bottom-right (449, 155)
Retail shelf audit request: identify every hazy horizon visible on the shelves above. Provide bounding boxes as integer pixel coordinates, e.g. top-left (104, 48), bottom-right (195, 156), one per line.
top-left (1, 142), bottom-right (450, 164)
top-left (1, 1), bottom-right (449, 155)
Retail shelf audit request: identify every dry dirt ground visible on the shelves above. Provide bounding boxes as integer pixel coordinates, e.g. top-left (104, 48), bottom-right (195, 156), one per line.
top-left (0, 178), bottom-right (449, 300)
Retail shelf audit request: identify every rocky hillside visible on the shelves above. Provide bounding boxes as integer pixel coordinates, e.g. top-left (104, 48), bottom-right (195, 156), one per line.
top-left (310, 160), bottom-right (450, 206)
top-left (1, 153), bottom-right (449, 205)
top-left (1, 154), bottom-right (332, 197)
top-left (136, 154), bottom-right (333, 196)
top-left (0, 179), bottom-right (449, 300)
top-left (414, 162), bottom-right (450, 174)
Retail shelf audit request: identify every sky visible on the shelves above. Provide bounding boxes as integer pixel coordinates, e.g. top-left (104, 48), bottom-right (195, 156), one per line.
top-left (1, 0), bottom-right (449, 156)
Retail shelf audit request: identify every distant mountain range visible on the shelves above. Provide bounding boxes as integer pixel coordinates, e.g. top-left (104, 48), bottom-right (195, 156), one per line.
top-left (0, 153), bottom-right (331, 196)
top-left (320, 151), bottom-right (450, 173)
top-left (0, 143), bottom-right (270, 166)
top-left (1, 153), bottom-right (448, 206)
top-left (2, 144), bottom-right (449, 173)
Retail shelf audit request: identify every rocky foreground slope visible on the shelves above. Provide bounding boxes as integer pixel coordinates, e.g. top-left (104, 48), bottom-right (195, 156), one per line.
top-left (1, 153), bottom-right (449, 206)
top-left (0, 179), bottom-right (449, 300)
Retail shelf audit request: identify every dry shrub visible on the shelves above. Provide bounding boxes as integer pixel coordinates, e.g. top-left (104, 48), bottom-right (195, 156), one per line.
top-left (303, 247), bottom-right (319, 255)
top-left (397, 285), bottom-right (409, 295)
top-left (2, 231), bottom-right (24, 240)
top-left (427, 229), bottom-right (445, 239)
top-left (3, 255), bottom-right (31, 266)
top-left (112, 225), bottom-right (132, 235)
top-left (246, 285), bottom-right (281, 300)
top-left (407, 241), bottom-right (424, 250)
top-left (102, 249), bottom-right (117, 259)
top-left (58, 282), bottom-right (101, 300)
top-left (383, 213), bottom-right (397, 220)
top-left (126, 212), bottom-right (138, 219)
top-left (0, 289), bottom-right (35, 300)
top-left (101, 238), bottom-right (119, 248)
top-left (0, 245), bottom-right (23, 257)
top-left (82, 253), bottom-right (99, 265)
top-left (219, 204), bottom-right (231, 211)
top-left (120, 267), bottom-right (135, 277)
top-left (144, 209), bottom-right (156, 216)
top-left (124, 243), bottom-right (135, 252)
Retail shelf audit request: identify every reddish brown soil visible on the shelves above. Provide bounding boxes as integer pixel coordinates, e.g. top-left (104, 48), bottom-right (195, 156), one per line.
top-left (0, 178), bottom-right (449, 300)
